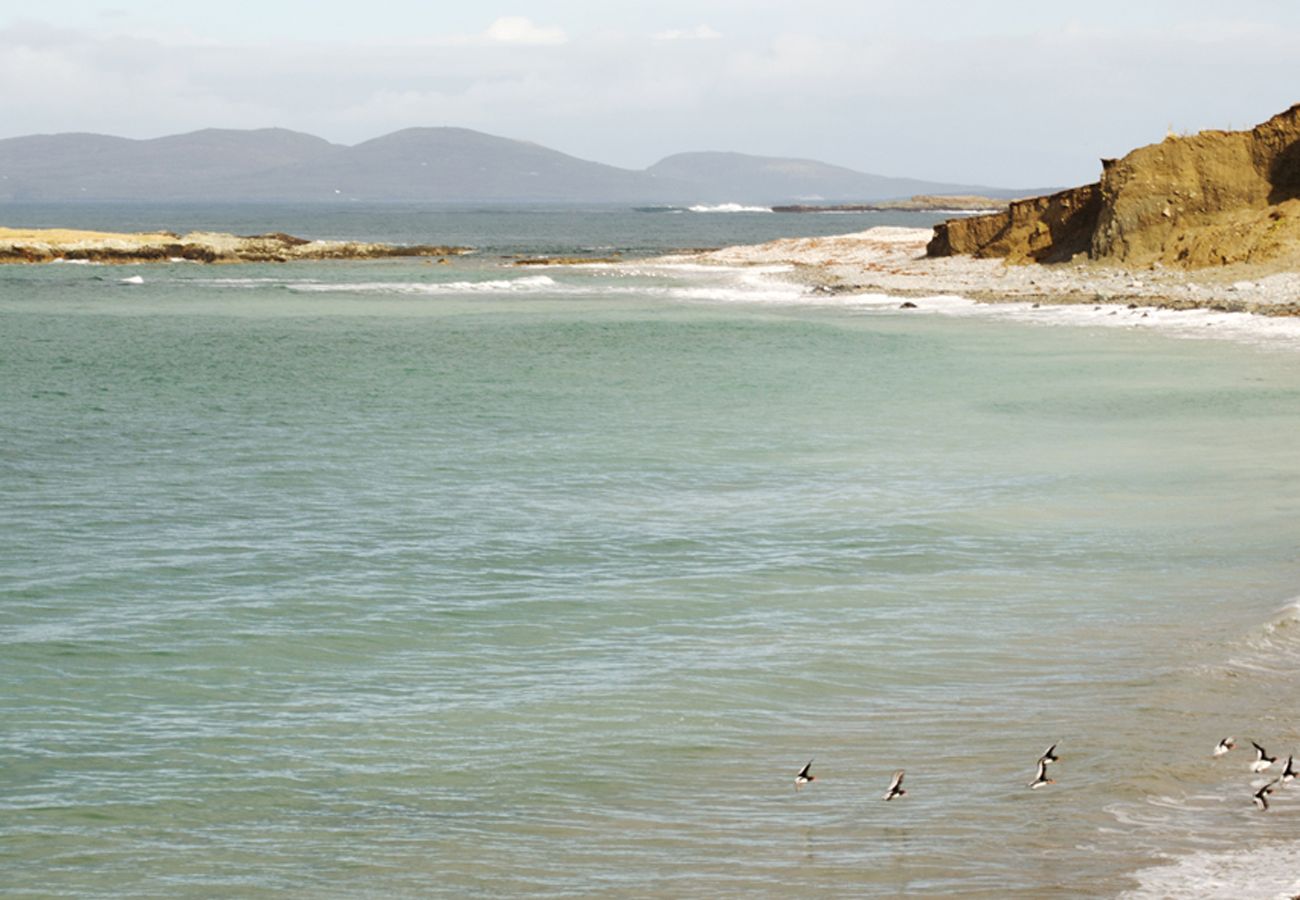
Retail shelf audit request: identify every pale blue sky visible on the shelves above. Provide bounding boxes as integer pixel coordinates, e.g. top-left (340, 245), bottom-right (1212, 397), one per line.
top-left (2, 1), bottom-right (1297, 186)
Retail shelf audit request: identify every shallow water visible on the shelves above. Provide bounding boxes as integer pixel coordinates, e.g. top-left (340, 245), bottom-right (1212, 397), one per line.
top-left (2, 235), bottom-right (1300, 897)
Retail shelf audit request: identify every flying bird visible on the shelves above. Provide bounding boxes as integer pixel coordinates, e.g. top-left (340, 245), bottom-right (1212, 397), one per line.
top-left (1282, 756), bottom-right (1296, 784)
top-left (1251, 742), bottom-right (1277, 773)
top-left (1028, 758), bottom-right (1056, 790)
top-left (882, 770), bottom-right (907, 801)
top-left (1254, 779), bottom-right (1279, 811)
top-left (1038, 743), bottom-right (1060, 766)
top-left (1214, 737), bottom-right (1236, 757)
top-left (795, 759), bottom-right (816, 791)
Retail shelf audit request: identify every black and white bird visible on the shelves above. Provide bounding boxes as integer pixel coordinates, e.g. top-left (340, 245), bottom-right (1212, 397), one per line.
top-left (795, 759), bottom-right (816, 791)
top-left (1213, 737), bottom-right (1236, 757)
top-left (882, 769), bottom-right (907, 801)
top-left (1282, 755), bottom-right (1297, 784)
top-left (1254, 779), bottom-right (1279, 811)
top-left (1251, 742), bottom-right (1277, 773)
top-left (1038, 743), bottom-right (1060, 766)
top-left (1028, 758), bottom-right (1056, 790)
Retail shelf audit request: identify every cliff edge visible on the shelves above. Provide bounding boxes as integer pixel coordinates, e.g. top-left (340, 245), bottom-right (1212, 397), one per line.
top-left (929, 104), bottom-right (1300, 269)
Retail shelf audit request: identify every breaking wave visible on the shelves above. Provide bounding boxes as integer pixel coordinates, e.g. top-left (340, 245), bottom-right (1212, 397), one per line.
top-left (1122, 843), bottom-right (1300, 899)
top-left (686, 203), bottom-right (773, 213)
top-left (285, 275), bottom-right (561, 295)
top-left (1221, 596), bottom-right (1300, 675)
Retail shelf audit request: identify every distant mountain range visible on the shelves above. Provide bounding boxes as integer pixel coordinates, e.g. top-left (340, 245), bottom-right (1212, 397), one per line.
top-left (0, 127), bottom-right (1036, 204)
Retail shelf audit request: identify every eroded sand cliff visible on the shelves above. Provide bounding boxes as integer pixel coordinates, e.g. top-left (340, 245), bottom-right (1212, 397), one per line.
top-left (930, 104), bottom-right (1300, 269)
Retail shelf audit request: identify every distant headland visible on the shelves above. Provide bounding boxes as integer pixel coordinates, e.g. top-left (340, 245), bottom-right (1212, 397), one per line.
top-left (772, 195), bottom-right (1008, 214)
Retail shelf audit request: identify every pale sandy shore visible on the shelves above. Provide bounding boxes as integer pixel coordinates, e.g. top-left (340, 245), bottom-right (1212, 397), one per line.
top-left (664, 226), bottom-right (1300, 317)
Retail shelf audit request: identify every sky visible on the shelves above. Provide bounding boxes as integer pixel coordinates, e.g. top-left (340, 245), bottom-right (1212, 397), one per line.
top-left (1, 1), bottom-right (1297, 188)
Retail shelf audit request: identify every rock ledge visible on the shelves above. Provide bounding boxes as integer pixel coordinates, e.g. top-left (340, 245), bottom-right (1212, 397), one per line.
top-left (0, 227), bottom-right (471, 264)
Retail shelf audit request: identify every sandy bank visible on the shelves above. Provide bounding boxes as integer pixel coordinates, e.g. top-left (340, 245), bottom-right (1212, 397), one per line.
top-left (0, 226), bottom-right (470, 264)
top-left (663, 226), bottom-right (1300, 317)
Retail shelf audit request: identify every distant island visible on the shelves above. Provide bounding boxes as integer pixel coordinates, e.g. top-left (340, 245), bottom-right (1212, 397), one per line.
top-left (0, 127), bottom-right (1040, 205)
top-left (772, 195), bottom-right (1009, 214)
top-left (0, 227), bottom-right (468, 264)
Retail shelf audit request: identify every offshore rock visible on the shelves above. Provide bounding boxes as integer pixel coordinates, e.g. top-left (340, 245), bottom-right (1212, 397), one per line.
top-left (0, 227), bottom-right (471, 264)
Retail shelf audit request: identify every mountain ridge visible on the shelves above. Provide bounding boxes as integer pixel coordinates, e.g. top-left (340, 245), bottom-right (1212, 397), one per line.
top-left (0, 126), bottom-right (1031, 204)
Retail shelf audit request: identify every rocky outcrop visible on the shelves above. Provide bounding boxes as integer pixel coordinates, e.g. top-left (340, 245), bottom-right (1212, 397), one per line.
top-left (1092, 104), bottom-right (1300, 266)
top-left (929, 104), bottom-right (1300, 269)
top-left (927, 185), bottom-right (1100, 263)
top-left (0, 227), bottom-right (470, 264)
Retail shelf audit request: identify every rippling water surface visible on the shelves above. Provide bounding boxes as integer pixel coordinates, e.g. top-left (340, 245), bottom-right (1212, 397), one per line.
top-left (3, 227), bottom-right (1300, 897)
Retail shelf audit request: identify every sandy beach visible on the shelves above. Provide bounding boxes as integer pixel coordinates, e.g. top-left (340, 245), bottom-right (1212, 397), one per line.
top-left (666, 226), bottom-right (1300, 317)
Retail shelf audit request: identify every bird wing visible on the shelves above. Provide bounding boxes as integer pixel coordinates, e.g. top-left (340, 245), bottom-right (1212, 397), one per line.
top-left (1252, 741), bottom-right (1267, 755)
top-left (797, 760), bottom-right (814, 779)
top-left (888, 770), bottom-right (904, 791)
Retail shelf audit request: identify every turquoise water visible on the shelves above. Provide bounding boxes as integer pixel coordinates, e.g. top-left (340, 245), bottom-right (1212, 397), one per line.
top-left (3, 246), bottom-right (1300, 897)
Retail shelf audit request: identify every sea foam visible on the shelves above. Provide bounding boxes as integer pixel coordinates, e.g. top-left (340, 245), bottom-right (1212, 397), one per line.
top-left (745, 284), bottom-right (1300, 350)
top-left (1121, 843), bottom-right (1300, 899)
top-left (285, 275), bottom-right (559, 295)
top-left (1221, 596), bottom-right (1300, 674)
top-left (686, 203), bottom-right (774, 213)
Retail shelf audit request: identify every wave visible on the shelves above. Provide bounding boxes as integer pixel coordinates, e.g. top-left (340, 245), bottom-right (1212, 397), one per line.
top-left (1122, 842), bottom-right (1300, 899)
top-left (176, 267), bottom-right (808, 304)
top-left (284, 275), bottom-right (560, 295)
top-left (634, 203), bottom-right (774, 213)
top-left (1221, 596), bottom-right (1300, 674)
top-left (686, 203), bottom-right (774, 213)
top-left (190, 277), bottom-right (322, 287)
top-left (735, 287), bottom-right (1300, 349)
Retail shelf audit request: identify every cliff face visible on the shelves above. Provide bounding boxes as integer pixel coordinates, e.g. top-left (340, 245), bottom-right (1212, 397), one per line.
top-left (1092, 104), bottom-right (1300, 266)
top-left (929, 104), bottom-right (1300, 268)
top-left (927, 185), bottom-right (1100, 263)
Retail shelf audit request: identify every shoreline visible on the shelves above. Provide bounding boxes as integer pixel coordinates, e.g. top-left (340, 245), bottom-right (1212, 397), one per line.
top-left (0, 226), bottom-right (469, 264)
top-left (660, 226), bottom-right (1300, 318)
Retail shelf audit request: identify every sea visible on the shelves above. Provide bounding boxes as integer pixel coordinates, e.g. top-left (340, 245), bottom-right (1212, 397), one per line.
top-left (2, 203), bottom-right (1300, 898)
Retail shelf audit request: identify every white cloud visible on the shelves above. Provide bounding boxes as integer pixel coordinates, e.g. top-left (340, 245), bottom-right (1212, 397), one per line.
top-left (483, 16), bottom-right (566, 45)
top-left (653, 25), bottom-right (722, 41)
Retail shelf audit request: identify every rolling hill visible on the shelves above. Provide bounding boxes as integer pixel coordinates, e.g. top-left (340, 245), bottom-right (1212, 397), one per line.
top-left (0, 127), bottom-right (1023, 204)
